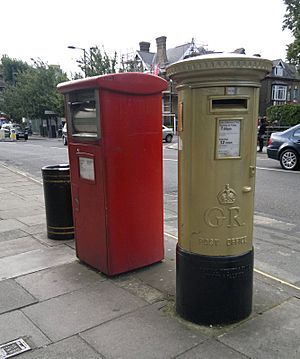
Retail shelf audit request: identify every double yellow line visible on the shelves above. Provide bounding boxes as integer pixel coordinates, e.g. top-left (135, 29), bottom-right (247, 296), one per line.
top-left (254, 268), bottom-right (300, 291)
top-left (164, 232), bottom-right (300, 292)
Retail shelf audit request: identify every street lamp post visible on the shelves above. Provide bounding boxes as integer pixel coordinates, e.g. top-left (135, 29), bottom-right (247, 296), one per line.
top-left (68, 46), bottom-right (87, 77)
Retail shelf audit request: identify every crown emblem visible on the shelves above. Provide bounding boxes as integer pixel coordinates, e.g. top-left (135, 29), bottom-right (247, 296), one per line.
top-left (217, 184), bottom-right (237, 205)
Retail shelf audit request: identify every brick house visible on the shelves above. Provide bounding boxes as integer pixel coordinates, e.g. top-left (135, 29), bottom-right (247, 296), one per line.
top-left (259, 59), bottom-right (300, 116)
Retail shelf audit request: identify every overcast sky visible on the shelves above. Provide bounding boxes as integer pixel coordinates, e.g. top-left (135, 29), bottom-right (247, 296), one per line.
top-left (1, 0), bottom-right (293, 75)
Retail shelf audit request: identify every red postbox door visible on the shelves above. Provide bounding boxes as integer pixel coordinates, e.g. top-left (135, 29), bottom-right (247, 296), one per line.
top-left (100, 88), bottom-right (164, 275)
top-left (69, 144), bottom-right (108, 273)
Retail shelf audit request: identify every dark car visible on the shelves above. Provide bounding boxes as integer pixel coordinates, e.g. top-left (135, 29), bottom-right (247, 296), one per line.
top-left (267, 123), bottom-right (300, 170)
top-left (14, 125), bottom-right (28, 140)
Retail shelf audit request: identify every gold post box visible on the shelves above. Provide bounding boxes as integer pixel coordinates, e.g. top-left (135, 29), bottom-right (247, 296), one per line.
top-left (167, 54), bottom-right (272, 325)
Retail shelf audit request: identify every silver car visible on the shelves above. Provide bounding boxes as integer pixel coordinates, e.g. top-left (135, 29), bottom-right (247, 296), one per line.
top-left (162, 125), bottom-right (173, 143)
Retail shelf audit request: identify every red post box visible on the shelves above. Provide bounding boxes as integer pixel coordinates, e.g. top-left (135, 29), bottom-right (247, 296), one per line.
top-left (57, 73), bottom-right (168, 275)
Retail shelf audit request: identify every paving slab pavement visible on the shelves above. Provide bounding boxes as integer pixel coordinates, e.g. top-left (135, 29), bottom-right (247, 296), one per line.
top-left (0, 164), bottom-right (299, 358)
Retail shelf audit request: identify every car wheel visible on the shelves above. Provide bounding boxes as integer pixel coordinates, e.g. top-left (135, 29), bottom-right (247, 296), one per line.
top-left (165, 134), bottom-right (173, 143)
top-left (280, 149), bottom-right (299, 170)
top-left (16, 135), bottom-right (19, 140)
top-left (63, 136), bottom-right (68, 146)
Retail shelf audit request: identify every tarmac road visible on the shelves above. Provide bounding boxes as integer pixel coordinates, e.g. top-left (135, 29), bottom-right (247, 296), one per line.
top-left (1, 136), bottom-right (299, 225)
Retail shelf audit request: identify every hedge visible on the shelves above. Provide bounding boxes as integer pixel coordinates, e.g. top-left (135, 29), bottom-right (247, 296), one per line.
top-left (266, 104), bottom-right (300, 126)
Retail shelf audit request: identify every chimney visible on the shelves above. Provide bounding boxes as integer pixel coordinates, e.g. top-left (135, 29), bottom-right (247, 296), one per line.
top-left (156, 36), bottom-right (168, 67)
top-left (233, 48), bottom-right (246, 54)
top-left (139, 41), bottom-right (150, 52)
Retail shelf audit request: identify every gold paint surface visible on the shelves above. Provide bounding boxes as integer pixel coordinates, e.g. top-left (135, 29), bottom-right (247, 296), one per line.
top-left (169, 56), bottom-right (272, 256)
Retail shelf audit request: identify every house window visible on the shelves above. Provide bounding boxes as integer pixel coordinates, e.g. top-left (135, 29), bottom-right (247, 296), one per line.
top-left (163, 97), bottom-right (171, 113)
top-left (272, 85), bottom-right (287, 101)
top-left (293, 87), bottom-right (298, 102)
top-left (287, 88), bottom-right (291, 102)
top-left (274, 65), bottom-right (283, 76)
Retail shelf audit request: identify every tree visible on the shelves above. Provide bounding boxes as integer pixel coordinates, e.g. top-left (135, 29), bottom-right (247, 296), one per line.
top-left (283, 0), bottom-right (300, 67)
top-left (2, 59), bottom-right (68, 121)
top-left (119, 56), bottom-right (144, 73)
top-left (76, 46), bottom-right (117, 77)
top-left (0, 55), bottom-right (29, 85)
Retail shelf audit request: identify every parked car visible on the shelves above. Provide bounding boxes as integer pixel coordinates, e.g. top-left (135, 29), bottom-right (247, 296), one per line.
top-left (63, 123), bottom-right (173, 145)
top-left (1, 123), bottom-right (28, 140)
top-left (162, 125), bottom-right (173, 143)
top-left (62, 123), bottom-right (68, 145)
top-left (267, 123), bottom-right (300, 170)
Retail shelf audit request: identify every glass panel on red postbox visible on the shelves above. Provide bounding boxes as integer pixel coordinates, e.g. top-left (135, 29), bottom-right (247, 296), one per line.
top-left (68, 89), bottom-right (100, 140)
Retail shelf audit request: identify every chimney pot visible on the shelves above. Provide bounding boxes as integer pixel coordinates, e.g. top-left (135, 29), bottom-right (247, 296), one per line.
top-left (139, 42), bottom-right (150, 52)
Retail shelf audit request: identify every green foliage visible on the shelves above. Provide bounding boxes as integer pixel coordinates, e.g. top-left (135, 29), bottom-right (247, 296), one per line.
top-left (71, 72), bottom-right (84, 80)
top-left (1, 47), bottom-right (120, 121)
top-left (0, 55), bottom-right (29, 85)
top-left (2, 58), bottom-right (68, 121)
top-left (119, 57), bottom-right (144, 73)
top-left (76, 46), bottom-right (117, 77)
top-left (283, 0), bottom-right (300, 67)
top-left (266, 104), bottom-right (300, 126)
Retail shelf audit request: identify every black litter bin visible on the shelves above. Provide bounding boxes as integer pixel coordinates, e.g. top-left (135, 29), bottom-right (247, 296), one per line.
top-left (42, 164), bottom-right (74, 240)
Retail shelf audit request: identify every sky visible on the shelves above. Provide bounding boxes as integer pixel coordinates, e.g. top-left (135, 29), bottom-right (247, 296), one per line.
top-left (1, 0), bottom-right (293, 76)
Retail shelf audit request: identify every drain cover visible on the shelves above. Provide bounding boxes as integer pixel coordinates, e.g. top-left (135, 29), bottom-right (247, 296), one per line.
top-left (0, 338), bottom-right (31, 358)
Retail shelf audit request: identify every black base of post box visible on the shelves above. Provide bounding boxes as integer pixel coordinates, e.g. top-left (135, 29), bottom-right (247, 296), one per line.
top-left (176, 244), bottom-right (253, 325)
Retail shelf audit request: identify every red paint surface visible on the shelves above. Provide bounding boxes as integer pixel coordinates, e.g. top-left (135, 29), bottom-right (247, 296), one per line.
top-left (58, 73), bottom-right (167, 275)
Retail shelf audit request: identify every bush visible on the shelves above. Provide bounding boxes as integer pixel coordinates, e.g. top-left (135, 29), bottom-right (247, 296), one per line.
top-left (266, 104), bottom-right (300, 126)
